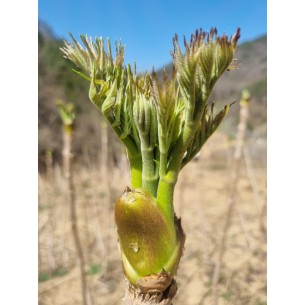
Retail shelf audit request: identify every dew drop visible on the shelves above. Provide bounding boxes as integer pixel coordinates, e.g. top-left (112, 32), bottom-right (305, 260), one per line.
top-left (129, 242), bottom-right (139, 253)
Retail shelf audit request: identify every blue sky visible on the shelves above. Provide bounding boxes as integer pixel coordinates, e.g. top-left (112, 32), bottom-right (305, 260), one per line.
top-left (39, 0), bottom-right (266, 72)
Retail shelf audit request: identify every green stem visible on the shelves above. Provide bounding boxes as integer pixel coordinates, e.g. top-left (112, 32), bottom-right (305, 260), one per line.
top-left (104, 108), bottom-right (144, 189)
top-left (155, 123), bottom-right (193, 224)
top-left (157, 124), bottom-right (168, 177)
top-left (135, 98), bottom-right (159, 196)
top-left (168, 88), bottom-right (212, 173)
top-left (159, 150), bottom-right (167, 177)
top-left (140, 143), bottom-right (158, 196)
top-left (128, 152), bottom-right (142, 188)
top-left (156, 114), bottom-right (175, 222)
top-left (169, 122), bottom-right (195, 173)
top-left (156, 174), bottom-right (176, 224)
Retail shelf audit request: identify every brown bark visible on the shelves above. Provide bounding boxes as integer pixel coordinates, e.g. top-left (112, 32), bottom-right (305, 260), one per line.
top-left (119, 216), bottom-right (185, 305)
top-left (124, 278), bottom-right (177, 305)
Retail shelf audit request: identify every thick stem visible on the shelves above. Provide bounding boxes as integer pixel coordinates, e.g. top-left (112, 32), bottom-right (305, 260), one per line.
top-left (166, 90), bottom-right (211, 180)
top-left (104, 112), bottom-right (142, 188)
top-left (115, 188), bottom-right (185, 286)
top-left (140, 143), bottom-right (158, 197)
top-left (166, 121), bottom-right (196, 181)
top-left (156, 114), bottom-right (173, 222)
top-left (156, 176), bottom-right (175, 224)
top-left (134, 97), bottom-right (159, 196)
top-left (128, 153), bottom-right (143, 188)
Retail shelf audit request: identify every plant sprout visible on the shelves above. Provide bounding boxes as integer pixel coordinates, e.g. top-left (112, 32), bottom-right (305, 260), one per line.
top-left (61, 27), bottom-right (240, 304)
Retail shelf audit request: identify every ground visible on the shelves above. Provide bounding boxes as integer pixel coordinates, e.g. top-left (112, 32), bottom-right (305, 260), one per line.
top-left (38, 131), bottom-right (267, 305)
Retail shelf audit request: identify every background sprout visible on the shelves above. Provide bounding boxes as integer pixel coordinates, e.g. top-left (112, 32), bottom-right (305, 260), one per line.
top-left (56, 99), bottom-right (92, 305)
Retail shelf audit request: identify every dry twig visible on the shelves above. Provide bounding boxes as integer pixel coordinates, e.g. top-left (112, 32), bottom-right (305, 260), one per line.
top-left (211, 90), bottom-right (251, 305)
top-left (58, 101), bottom-right (92, 305)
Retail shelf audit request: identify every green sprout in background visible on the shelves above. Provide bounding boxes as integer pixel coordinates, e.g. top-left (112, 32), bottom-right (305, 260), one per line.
top-left (61, 27), bottom-right (240, 304)
top-left (56, 99), bottom-right (75, 133)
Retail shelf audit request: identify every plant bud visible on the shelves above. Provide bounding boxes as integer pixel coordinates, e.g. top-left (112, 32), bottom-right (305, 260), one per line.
top-left (115, 187), bottom-right (184, 286)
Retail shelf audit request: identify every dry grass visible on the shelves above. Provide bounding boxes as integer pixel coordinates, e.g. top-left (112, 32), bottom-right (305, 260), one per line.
top-left (38, 131), bottom-right (266, 305)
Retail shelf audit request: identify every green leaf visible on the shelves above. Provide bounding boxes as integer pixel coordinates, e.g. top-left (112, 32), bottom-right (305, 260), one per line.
top-left (72, 69), bottom-right (91, 81)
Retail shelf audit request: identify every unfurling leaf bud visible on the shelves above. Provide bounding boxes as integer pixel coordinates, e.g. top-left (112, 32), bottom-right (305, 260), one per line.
top-left (115, 187), bottom-right (185, 286)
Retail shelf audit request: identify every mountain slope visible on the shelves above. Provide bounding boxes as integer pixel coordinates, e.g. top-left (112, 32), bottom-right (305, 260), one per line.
top-left (212, 35), bottom-right (267, 100)
top-left (38, 25), bottom-right (102, 168)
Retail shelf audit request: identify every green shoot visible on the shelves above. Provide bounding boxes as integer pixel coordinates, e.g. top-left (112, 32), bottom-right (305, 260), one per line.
top-left (60, 27), bottom-right (240, 301)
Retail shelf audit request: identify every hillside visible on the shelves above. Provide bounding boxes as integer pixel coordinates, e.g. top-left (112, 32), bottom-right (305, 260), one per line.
top-left (213, 35), bottom-right (267, 134)
top-left (213, 35), bottom-right (267, 100)
top-left (38, 22), bottom-right (266, 169)
top-left (38, 23), bottom-right (103, 168)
